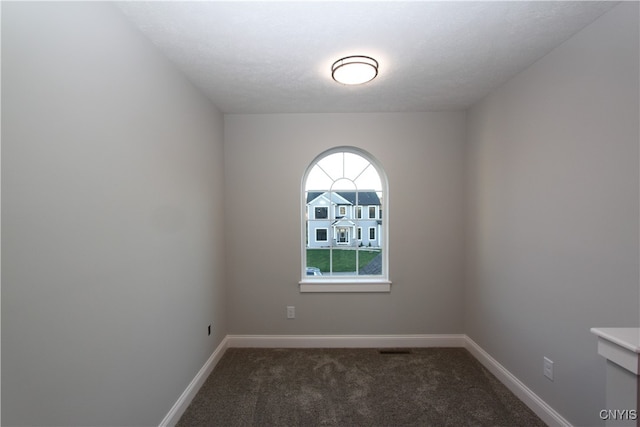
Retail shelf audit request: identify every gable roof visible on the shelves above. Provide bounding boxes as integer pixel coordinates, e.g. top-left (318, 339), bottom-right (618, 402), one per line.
top-left (306, 191), bottom-right (381, 205)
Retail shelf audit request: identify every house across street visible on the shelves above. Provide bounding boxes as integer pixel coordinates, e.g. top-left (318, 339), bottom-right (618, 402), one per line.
top-left (306, 190), bottom-right (382, 249)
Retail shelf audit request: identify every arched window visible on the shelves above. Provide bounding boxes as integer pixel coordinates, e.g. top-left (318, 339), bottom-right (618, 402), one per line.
top-left (300, 147), bottom-right (391, 292)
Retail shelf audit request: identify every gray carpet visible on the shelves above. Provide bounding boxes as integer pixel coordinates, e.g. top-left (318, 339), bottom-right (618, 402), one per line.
top-left (177, 347), bottom-right (546, 427)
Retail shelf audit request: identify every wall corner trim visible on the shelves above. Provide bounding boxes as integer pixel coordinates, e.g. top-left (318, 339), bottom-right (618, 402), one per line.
top-left (159, 337), bottom-right (230, 427)
top-left (464, 336), bottom-right (573, 427)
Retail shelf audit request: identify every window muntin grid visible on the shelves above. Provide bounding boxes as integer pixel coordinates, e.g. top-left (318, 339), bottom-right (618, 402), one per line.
top-left (303, 148), bottom-right (387, 281)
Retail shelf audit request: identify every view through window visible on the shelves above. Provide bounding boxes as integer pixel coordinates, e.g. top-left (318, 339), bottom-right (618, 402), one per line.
top-left (303, 148), bottom-right (386, 280)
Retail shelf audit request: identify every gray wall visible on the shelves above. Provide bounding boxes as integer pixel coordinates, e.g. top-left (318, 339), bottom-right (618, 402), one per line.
top-left (3, 2), bottom-right (638, 426)
top-left (465, 3), bottom-right (639, 426)
top-left (2, 3), bottom-right (227, 426)
top-left (224, 112), bottom-right (466, 335)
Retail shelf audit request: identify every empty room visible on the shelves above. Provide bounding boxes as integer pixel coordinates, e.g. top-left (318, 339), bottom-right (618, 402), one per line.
top-left (2, 1), bottom-right (638, 426)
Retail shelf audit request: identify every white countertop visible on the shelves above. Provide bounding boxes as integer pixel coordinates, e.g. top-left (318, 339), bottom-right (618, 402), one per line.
top-left (591, 327), bottom-right (640, 375)
top-left (591, 328), bottom-right (640, 353)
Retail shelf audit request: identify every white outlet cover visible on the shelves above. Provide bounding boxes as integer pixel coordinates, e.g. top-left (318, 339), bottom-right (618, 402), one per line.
top-left (543, 357), bottom-right (554, 381)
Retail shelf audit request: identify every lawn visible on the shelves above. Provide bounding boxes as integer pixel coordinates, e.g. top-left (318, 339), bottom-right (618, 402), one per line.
top-left (306, 248), bottom-right (380, 273)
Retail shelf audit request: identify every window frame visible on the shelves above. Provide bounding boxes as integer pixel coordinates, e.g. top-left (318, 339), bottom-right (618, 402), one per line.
top-left (300, 146), bottom-right (391, 293)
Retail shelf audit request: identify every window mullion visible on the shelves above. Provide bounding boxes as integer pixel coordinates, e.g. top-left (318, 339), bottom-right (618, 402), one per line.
top-left (355, 186), bottom-right (359, 276)
top-left (329, 188), bottom-right (333, 276)
top-left (353, 162), bottom-right (371, 184)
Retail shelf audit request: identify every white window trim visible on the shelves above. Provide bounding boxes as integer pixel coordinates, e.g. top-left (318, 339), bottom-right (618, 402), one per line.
top-left (299, 279), bottom-right (391, 293)
top-left (357, 227), bottom-right (363, 241)
top-left (301, 146), bottom-right (390, 293)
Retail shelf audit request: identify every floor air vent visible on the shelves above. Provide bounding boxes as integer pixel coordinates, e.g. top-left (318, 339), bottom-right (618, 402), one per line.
top-left (379, 349), bottom-right (412, 354)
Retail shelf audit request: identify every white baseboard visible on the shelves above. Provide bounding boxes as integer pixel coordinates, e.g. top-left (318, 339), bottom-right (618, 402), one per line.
top-left (464, 336), bottom-right (572, 427)
top-left (226, 334), bottom-right (466, 348)
top-left (159, 336), bottom-right (229, 427)
top-left (160, 334), bottom-right (570, 427)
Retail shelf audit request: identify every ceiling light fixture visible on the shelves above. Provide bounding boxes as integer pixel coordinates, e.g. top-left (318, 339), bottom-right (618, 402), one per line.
top-left (331, 56), bottom-right (378, 85)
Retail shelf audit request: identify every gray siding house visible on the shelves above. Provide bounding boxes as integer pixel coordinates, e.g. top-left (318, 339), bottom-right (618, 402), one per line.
top-left (306, 191), bottom-right (382, 248)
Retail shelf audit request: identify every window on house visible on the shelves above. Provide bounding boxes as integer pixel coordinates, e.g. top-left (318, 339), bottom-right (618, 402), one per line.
top-left (315, 206), bottom-right (328, 219)
top-left (316, 228), bottom-right (328, 242)
top-left (368, 206), bottom-right (376, 219)
top-left (301, 147), bottom-right (390, 292)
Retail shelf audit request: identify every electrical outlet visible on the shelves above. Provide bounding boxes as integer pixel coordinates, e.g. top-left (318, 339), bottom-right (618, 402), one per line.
top-left (208, 324), bottom-right (211, 336)
top-left (287, 306), bottom-right (295, 319)
top-left (543, 357), bottom-right (554, 381)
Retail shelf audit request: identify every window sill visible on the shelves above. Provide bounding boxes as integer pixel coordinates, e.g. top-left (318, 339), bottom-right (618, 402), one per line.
top-left (298, 279), bottom-right (391, 293)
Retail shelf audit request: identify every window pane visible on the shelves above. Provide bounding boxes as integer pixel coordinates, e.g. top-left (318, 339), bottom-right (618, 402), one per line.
top-left (306, 166), bottom-right (334, 190)
top-left (315, 207), bottom-right (328, 219)
top-left (358, 248), bottom-right (382, 275)
top-left (316, 152), bottom-right (343, 182)
top-left (344, 152), bottom-right (370, 181)
top-left (354, 164), bottom-right (382, 191)
top-left (330, 249), bottom-right (357, 274)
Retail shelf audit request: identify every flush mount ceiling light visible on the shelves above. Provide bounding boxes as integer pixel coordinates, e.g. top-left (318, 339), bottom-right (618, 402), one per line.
top-left (331, 56), bottom-right (378, 85)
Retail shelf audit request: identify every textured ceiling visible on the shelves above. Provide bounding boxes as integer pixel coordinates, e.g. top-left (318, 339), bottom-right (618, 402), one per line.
top-left (116, 1), bottom-right (617, 114)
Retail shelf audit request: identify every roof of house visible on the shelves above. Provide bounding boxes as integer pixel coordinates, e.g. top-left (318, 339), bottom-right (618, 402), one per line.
top-left (306, 191), bottom-right (381, 205)
top-left (306, 191), bottom-right (351, 206)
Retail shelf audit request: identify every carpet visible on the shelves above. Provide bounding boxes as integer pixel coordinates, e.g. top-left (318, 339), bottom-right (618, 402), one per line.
top-left (177, 347), bottom-right (546, 426)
